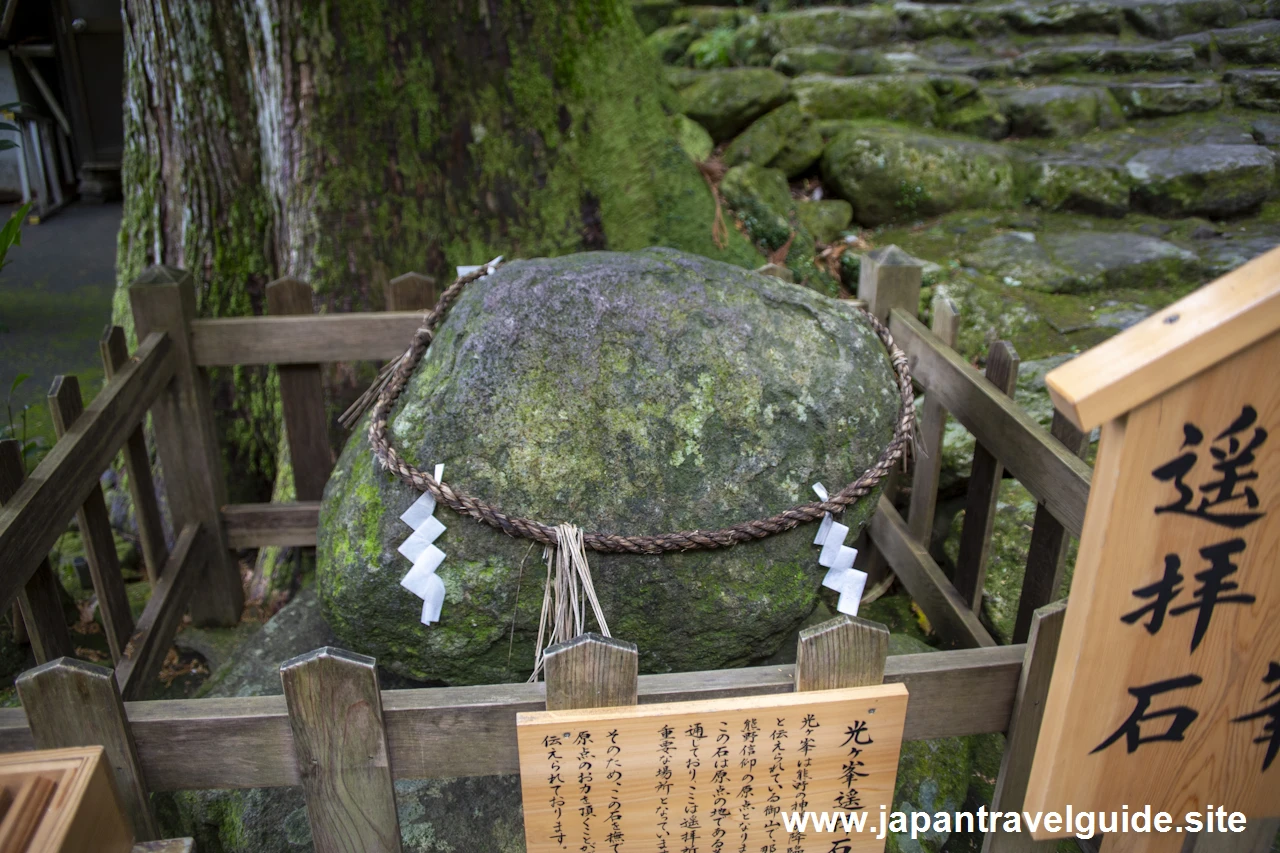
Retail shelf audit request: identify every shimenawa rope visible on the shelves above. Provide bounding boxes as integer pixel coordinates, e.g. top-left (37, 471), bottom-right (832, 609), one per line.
top-left (349, 258), bottom-right (917, 555)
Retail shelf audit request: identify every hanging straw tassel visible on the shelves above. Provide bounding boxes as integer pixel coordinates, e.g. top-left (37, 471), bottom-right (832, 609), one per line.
top-left (529, 524), bottom-right (611, 682)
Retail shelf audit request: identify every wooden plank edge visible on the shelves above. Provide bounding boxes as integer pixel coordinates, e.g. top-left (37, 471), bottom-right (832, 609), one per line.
top-left (0, 645), bottom-right (1023, 790)
top-left (0, 332), bottom-right (175, 610)
top-left (222, 502), bottom-right (320, 549)
top-left (116, 525), bottom-right (204, 699)
top-left (890, 309), bottom-right (1091, 537)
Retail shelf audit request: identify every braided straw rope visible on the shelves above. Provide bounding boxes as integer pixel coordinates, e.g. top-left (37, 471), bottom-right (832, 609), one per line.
top-left (366, 261), bottom-right (916, 554)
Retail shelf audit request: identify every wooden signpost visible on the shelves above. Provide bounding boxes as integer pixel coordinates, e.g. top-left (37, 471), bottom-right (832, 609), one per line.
top-left (1024, 248), bottom-right (1280, 845)
top-left (518, 683), bottom-right (908, 853)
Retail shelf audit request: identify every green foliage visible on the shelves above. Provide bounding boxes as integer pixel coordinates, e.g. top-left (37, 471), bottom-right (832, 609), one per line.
top-left (687, 27), bottom-right (738, 69)
top-left (2, 374), bottom-right (43, 470)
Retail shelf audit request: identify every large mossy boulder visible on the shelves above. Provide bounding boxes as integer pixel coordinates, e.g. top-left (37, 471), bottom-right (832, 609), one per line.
top-left (821, 125), bottom-right (1018, 226)
top-left (318, 249), bottom-right (901, 684)
top-left (1126, 144), bottom-right (1278, 218)
top-left (678, 67), bottom-right (791, 141)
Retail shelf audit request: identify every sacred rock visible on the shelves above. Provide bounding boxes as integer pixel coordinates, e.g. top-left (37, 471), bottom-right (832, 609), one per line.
top-left (318, 248), bottom-right (902, 684)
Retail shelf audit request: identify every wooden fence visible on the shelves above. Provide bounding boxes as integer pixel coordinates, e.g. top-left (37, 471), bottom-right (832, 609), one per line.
top-left (0, 254), bottom-right (1255, 851)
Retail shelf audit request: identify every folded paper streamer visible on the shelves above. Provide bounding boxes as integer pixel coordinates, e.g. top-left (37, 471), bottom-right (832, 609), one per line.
top-left (813, 482), bottom-right (867, 617)
top-left (399, 463), bottom-right (447, 625)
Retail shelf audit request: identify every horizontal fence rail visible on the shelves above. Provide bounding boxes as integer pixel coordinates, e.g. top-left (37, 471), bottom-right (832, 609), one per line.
top-left (223, 501), bottom-right (320, 548)
top-left (0, 645), bottom-right (1022, 791)
top-left (0, 331), bottom-right (174, 611)
top-left (190, 312), bottom-right (428, 366)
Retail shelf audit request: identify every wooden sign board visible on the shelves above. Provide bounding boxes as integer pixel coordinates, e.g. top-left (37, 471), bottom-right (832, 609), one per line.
top-left (517, 683), bottom-right (908, 853)
top-left (1026, 250), bottom-right (1280, 837)
top-left (0, 746), bottom-right (134, 853)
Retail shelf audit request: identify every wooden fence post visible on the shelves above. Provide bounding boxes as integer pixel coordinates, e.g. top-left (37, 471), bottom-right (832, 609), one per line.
top-left (101, 324), bottom-right (168, 583)
top-left (280, 647), bottom-right (401, 853)
top-left (543, 633), bottom-right (640, 711)
top-left (982, 601), bottom-right (1065, 853)
top-left (385, 272), bottom-right (437, 313)
top-left (908, 295), bottom-right (960, 544)
top-left (0, 440), bottom-right (72, 662)
top-left (1010, 412), bottom-right (1089, 644)
top-left (47, 375), bottom-right (134, 663)
top-left (266, 278), bottom-right (334, 502)
top-left (794, 615), bottom-right (890, 691)
top-left (129, 265), bottom-right (243, 626)
top-left (952, 341), bottom-right (1020, 612)
top-left (15, 657), bottom-right (159, 840)
top-left (858, 246), bottom-right (923, 589)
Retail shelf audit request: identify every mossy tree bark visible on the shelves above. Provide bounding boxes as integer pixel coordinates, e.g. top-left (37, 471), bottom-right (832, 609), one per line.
top-left (117, 0), bottom-right (758, 500)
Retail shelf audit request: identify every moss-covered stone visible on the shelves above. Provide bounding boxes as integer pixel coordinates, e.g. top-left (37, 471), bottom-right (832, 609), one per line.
top-left (1012, 44), bottom-right (1198, 75)
top-left (723, 102), bottom-right (822, 177)
top-left (794, 74), bottom-right (942, 126)
top-left (630, 0), bottom-right (678, 35)
top-left (963, 229), bottom-right (1202, 293)
top-left (646, 23), bottom-right (700, 64)
top-left (1122, 0), bottom-right (1248, 39)
top-left (1109, 81), bottom-right (1224, 118)
top-left (672, 114), bottom-right (714, 162)
top-left (679, 67), bottom-right (792, 141)
top-left (761, 7), bottom-right (900, 53)
top-left (1027, 158), bottom-right (1131, 217)
top-left (795, 199), bottom-right (853, 244)
top-left (671, 5), bottom-right (749, 30)
top-left (770, 46), bottom-right (891, 77)
top-left (318, 250), bottom-right (900, 683)
top-left (998, 85), bottom-right (1123, 138)
top-left (1227, 69), bottom-right (1280, 112)
top-left (1126, 144), bottom-right (1279, 218)
top-left (938, 94), bottom-right (1011, 140)
top-left (721, 163), bottom-right (795, 246)
top-left (1213, 20), bottom-right (1280, 64)
top-left (821, 124), bottom-right (1018, 226)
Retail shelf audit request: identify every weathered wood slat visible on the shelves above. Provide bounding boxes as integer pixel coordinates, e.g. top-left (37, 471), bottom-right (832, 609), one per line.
top-left (869, 496), bottom-right (998, 648)
top-left (116, 524), bottom-right (204, 700)
top-left (267, 278), bottom-right (334, 502)
top-left (0, 645), bottom-right (1023, 791)
top-left (280, 648), bottom-right (401, 853)
top-left (48, 375), bottom-right (135, 662)
top-left (1011, 412), bottom-right (1090, 644)
top-left (385, 272), bottom-right (437, 312)
top-left (953, 341), bottom-right (1020, 612)
top-left (0, 441), bottom-right (73, 662)
top-left (858, 246), bottom-right (924, 587)
top-left (544, 633), bottom-right (639, 711)
top-left (0, 332), bottom-right (173, 612)
top-left (222, 501), bottom-right (320, 548)
top-left (190, 313), bottom-right (428, 366)
top-left (130, 267), bottom-right (242, 626)
top-left (984, 602), bottom-right (1066, 853)
top-left (890, 309), bottom-right (1091, 537)
top-left (15, 658), bottom-right (159, 839)
top-left (794, 615), bottom-right (889, 691)
top-left (908, 296), bottom-right (959, 543)
top-left (101, 325), bottom-right (168, 583)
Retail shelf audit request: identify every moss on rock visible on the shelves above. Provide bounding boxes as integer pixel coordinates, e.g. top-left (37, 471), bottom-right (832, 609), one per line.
top-left (318, 249), bottom-right (899, 683)
top-left (795, 199), bottom-right (853, 244)
top-left (822, 124), bottom-right (1018, 226)
top-left (723, 102), bottom-right (823, 178)
top-left (679, 68), bottom-right (791, 141)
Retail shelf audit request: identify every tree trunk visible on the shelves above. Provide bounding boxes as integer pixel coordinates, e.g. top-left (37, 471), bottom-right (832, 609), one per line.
top-left (118, 0), bottom-right (757, 500)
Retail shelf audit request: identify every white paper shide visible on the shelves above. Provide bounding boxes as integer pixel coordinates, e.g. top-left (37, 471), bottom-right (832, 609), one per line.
top-left (812, 482), bottom-right (867, 616)
top-left (398, 463), bottom-right (447, 625)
